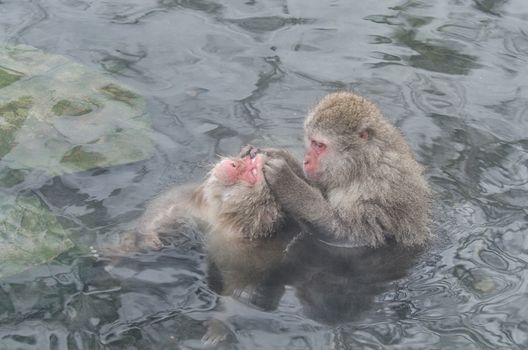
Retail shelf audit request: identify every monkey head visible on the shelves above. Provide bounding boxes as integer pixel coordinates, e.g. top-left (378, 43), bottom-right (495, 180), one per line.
top-left (212, 148), bottom-right (263, 186)
top-left (200, 150), bottom-right (285, 239)
top-left (303, 91), bottom-right (410, 190)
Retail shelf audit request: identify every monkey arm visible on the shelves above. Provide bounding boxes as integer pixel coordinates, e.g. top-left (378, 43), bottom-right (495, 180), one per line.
top-left (263, 158), bottom-right (368, 246)
top-left (263, 158), bottom-right (392, 247)
top-left (263, 158), bottom-right (333, 227)
top-left (136, 184), bottom-right (198, 248)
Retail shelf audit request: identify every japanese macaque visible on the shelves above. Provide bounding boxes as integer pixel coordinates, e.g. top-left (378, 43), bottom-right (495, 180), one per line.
top-left (98, 149), bottom-right (302, 345)
top-left (261, 92), bottom-right (431, 247)
top-left (135, 148), bottom-right (300, 249)
top-left (132, 148), bottom-right (302, 345)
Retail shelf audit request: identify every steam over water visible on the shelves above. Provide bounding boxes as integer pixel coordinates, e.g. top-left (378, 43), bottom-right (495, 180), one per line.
top-left (1, 0), bottom-right (528, 349)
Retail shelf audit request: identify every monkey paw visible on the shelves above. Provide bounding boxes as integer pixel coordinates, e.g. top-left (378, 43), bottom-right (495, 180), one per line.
top-left (263, 157), bottom-right (294, 189)
top-left (202, 319), bottom-right (231, 346)
top-left (238, 144), bottom-right (258, 158)
top-left (264, 157), bottom-right (314, 215)
top-left (136, 233), bottom-right (163, 251)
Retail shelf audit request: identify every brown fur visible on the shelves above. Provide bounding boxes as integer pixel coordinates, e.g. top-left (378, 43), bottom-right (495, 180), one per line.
top-left (198, 169), bottom-right (285, 239)
top-left (264, 92), bottom-right (432, 247)
top-left (128, 152), bottom-right (298, 345)
top-left (135, 153), bottom-right (289, 250)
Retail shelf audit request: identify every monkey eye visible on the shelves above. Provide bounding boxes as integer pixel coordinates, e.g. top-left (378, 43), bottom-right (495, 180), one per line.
top-left (311, 140), bottom-right (326, 152)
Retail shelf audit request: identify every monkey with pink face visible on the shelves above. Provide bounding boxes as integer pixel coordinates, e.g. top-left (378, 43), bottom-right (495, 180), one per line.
top-left (133, 148), bottom-right (302, 303)
top-left (103, 149), bottom-right (303, 345)
top-left (258, 92), bottom-right (432, 247)
top-left (136, 147), bottom-right (303, 250)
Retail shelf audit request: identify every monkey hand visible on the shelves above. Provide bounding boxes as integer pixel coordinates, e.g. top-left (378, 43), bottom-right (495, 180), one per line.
top-left (264, 157), bottom-right (332, 228)
top-left (238, 144), bottom-right (259, 158)
top-left (136, 232), bottom-right (163, 251)
top-left (202, 319), bottom-right (231, 345)
top-left (258, 148), bottom-right (305, 180)
top-left (264, 157), bottom-right (307, 213)
top-left (240, 145), bottom-right (305, 179)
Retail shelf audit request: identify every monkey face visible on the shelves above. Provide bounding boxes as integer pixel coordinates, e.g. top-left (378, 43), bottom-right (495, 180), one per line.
top-left (205, 151), bottom-right (283, 239)
top-left (212, 153), bottom-right (265, 186)
top-left (303, 133), bottom-right (329, 180)
top-left (303, 129), bottom-right (372, 190)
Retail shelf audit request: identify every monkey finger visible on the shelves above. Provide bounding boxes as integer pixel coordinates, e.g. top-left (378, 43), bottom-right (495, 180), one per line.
top-left (260, 147), bottom-right (283, 158)
top-left (262, 162), bottom-right (275, 176)
top-left (265, 157), bottom-right (287, 168)
top-left (238, 144), bottom-right (257, 158)
top-left (263, 162), bottom-right (289, 191)
top-left (263, 160), bottom-right (282, 176)
top-left (262, 163), bottom-right (279, 184)
top-left (264, 158), bottom-right (290, 177)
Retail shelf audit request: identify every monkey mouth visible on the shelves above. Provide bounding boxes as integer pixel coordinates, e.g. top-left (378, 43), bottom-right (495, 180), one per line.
top-left (241, 154), bottom-right (263, 185)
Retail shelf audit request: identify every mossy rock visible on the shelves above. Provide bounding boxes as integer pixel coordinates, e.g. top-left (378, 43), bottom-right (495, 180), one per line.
top-left (0, 96), bottom-right (32, 159)
top-left (0, 67), bottom-right (22, 89)
top-left (0, 44), bottom-right (155, 175)
top-left (0, 45), bottom-right (159, 278)
top-left (0, 193), bottom-right (74, 278)
top-left (51, 99), bottom-right (95, 116)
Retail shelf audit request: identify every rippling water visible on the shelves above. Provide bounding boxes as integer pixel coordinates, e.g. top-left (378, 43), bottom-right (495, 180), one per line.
top-left (1, 0), bottom-right (528, 349)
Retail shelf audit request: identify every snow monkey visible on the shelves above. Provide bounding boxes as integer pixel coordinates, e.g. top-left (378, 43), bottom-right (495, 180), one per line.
top-left (133, 149), bottom-right (303, 345)
top-left (134, 147), bottom-right (300, 308)
top-left (260, 92), bottom-right (432, 247)
top-left (136, 147), bottom-right (303, 249)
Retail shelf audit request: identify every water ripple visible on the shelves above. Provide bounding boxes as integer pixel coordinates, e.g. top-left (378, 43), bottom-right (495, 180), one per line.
top-left (2, 0), bottom-right (528, 348)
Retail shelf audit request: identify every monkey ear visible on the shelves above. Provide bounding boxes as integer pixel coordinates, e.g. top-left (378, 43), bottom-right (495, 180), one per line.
top-left (359, 129), bottom-right (370, 140)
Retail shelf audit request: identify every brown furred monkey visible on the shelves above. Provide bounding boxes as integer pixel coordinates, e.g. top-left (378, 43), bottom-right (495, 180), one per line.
top-left (101, 149), bottom-right (301, 346)
top-left (133, 149), bottom-right (301, 345)
top-left (136, 148), bottom-right (296, 249)
top-left (262, 92), bottom-right (432, 247)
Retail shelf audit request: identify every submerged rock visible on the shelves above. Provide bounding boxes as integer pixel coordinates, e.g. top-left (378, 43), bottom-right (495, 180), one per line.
top-left (0, 194), bottom-right (74, 278)
top-left (0, 44), bottom-right (155, 175)
top-left (0, 44), bottom-right (157, 278)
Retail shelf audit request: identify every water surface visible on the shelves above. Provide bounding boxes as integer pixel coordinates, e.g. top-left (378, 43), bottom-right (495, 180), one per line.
top-left (1, 0), bottom-right (528, 349)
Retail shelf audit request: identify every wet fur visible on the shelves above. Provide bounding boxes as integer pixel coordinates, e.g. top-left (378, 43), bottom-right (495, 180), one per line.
top-left (136, 154), bottom-right (287, 249)
top-left (265, 92), bottom-right (431, 247)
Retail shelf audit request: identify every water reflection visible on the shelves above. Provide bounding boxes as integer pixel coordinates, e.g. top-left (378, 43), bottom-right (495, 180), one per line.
top-left (366, 3), bottom-right (480, 74)
top-left (1, 0), bottom-right (528, 348)
top-left (206, 233), bottom-right (421, 324)
top-left (473, 0), bottom-right (509, 16)
top-left (289, 239), bottom-right (421, 325)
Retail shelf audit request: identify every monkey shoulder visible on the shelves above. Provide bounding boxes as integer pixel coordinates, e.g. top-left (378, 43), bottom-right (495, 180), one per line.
top-left (138, 183), bottom-right (203, 235)
top-left (145, 184), bottom-right (194, 208)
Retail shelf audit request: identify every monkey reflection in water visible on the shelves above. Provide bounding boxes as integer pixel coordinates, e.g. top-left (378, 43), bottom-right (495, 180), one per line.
top-left (132, 147), bottom-right (421, 345)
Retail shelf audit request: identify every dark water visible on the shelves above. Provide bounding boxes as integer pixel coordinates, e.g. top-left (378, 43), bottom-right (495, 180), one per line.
top-left (2, 0), bottom-right (528, 349)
